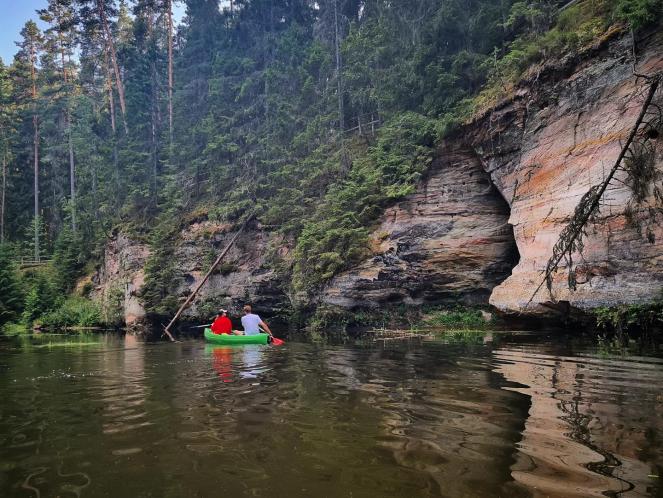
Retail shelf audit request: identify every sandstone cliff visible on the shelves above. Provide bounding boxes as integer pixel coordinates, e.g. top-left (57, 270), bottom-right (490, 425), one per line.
top-left (470, 29), bottom-right (663, 314)
top-left (93, 223), bottom-right (290, 325)
top-left (323, 28), bottom-right (663, 316)
top-left (93, 29), bottom-right (663, 324)
top-left (322, 145), bottom-right (518, 310)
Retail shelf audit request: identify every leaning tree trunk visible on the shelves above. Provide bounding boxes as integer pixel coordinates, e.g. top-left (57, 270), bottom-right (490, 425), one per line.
top-left (529, 75), bottom-right (661, 305)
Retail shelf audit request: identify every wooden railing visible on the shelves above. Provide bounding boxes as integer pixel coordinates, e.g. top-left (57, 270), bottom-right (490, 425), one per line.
top-left (15, 258), bottom-right (52, 269)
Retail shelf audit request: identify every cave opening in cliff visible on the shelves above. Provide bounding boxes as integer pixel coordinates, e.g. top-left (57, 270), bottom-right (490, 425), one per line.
top-left (492, 182), bottom-right (521, 287)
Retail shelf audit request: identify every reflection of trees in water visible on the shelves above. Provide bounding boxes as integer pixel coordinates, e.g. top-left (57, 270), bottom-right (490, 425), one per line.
top-left (495, 347), bottom-right (663, 497)
top-left (322, 343), bottom-right (529, 497)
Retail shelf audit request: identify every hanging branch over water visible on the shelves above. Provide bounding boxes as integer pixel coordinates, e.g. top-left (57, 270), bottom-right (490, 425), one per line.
top-left (528, 74), bottom-right (662, 306)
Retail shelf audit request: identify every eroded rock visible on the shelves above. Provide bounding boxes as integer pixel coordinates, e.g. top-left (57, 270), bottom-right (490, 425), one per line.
top-left (322, 145), bottom-right (518, 309)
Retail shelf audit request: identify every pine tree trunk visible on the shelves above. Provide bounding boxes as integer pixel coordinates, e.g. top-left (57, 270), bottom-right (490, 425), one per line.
top-left (1, 151), bottom-right (6, 244)
top-left (30, 40), bottom-right (40, 261)
top-left (103, 46), bottom-right (120, 204)
top-left (59, 12), bottom-right (76, 233)
top-left (334, 0), bottom-right (344, 133)
top-left (98, 0), bottom-right (128, 134)
top-left (167, 0), bottom-right (174, 150)
top-left (152, 67), bottom-right (159, 208)
top-left (68, 110), bottom-right (76, 232)
top-left (33, 115), bottom-right (39, 261)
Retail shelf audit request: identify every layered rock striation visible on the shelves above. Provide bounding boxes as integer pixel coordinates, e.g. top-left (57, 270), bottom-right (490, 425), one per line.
top-left (322, 146), bottom-right (518, 309)
top-left (325, 29), bottom-right (663, 316)
top-left (469, 29), bottom-right (663, 314)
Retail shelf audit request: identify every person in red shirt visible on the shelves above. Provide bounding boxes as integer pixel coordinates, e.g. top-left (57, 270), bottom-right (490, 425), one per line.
top-left (210, 309), bottom-right (233, 335)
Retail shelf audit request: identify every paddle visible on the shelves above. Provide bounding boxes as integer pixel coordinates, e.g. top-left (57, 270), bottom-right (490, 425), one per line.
top-left (259, 326), bottom-right (284, 346)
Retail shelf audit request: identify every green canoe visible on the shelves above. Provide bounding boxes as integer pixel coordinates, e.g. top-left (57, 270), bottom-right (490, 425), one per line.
top-left (204, 328), bottom-right (269, 345)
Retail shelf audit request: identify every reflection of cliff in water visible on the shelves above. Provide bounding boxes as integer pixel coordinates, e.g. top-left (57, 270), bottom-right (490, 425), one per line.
top-left (494, 347), bottom-right (663, 497)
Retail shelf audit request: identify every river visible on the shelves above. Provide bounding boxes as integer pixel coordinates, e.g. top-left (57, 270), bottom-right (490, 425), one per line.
top-left (0, 331), bottom-right (661, 497)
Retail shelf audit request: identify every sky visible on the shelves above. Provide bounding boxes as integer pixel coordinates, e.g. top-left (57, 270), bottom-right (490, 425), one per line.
top-left (0, 0), bottom-right (187, 65)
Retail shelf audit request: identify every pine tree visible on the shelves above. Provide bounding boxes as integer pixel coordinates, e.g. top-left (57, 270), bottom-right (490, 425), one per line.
top-left (0, 245), bottom-right (24, 325)
top-left (14, 21), bottom-right (43, 261)
top-left (39, 0), bottom-right (79, 233)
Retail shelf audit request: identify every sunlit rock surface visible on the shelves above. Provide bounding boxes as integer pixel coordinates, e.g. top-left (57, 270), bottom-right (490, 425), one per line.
top-left (94, 30), bottom-right (663, 323)
top-left (93, 233), bottom-right (150, 326)
top-left (174, 220), bottom-right (289, 318)
top-left (469, 30), bottom-right (663, 314)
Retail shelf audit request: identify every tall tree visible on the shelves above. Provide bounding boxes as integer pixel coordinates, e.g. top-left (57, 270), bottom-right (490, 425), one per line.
top-left (39, 0), bottom-right (79, 232)
top-left (14, 22), bottom-right (43, 260)
top-left (89, 0), bottom-right (129, 133)
top-left (0, 60), bottom-right (11, 243)
top-left (166, 0), bottom-right (174, 149)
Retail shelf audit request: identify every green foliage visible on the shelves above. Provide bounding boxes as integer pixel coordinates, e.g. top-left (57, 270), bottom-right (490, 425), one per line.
top-left (51, 226), bottom-right (85, 293)
top-left (292, 113), bottom-right (437, 293)
top-left (140, 223), bottom-right (183, 317)
top-left (613, 0), bottom-right (663, 30)
top-left (594, 300), bottom-right (663, 334)
top-left (40, 297), bottom-right (102, 328)
top-left (422, 306), bottom-right (492, 330)
top-left (0, 245), bottom-right (24, 326)
top-left (468, 0), bottom-right (655, 116)
top-left (21, 270), bottom-right (59, 326)
top-left (3, 0), bottom-right (657, 327)
top-left (101, 285), bottom-right (125, 327)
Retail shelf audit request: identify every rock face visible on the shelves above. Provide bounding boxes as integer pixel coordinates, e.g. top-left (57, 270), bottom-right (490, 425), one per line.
top-left (323, 145), bottom-right (518, 309)
top-left (323, 29), bottom-right (663, 316)
top-left (92, 233), bottom-right (150, 326)
top-left (173, 220), bottom-right (289, 319)
top-left (93, 222), bottom-right (290, 326)
top-left (468, 29), bottom-right (663, 314)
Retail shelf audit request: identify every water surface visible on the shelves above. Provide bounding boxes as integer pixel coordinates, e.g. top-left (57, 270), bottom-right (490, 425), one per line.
top-left (0, 331), bottom-right (662, 497)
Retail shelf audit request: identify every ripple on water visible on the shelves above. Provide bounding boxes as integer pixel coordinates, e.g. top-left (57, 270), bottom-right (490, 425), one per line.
top-left (0, 334), bottom-right (662, 498)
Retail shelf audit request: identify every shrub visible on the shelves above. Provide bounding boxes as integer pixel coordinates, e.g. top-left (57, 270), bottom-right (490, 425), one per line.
top-left (422, 306), bottom-right (491, 329)
top-left (594, 300), bottom-right (663, 335)
top-left (613, 0), bottom-right (663, 30)
top-left (291, 113), bottom-right (438, 294)
top-left (140, 223), bottom-right (184, 317)
top-left (40, 297), bottom-right (102, 328)
top-left (21, 271), bottom-right (59, 326)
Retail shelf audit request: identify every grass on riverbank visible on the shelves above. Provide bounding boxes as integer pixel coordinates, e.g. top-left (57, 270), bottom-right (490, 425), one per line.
top-left (307, 305), bottom-right (495, 334)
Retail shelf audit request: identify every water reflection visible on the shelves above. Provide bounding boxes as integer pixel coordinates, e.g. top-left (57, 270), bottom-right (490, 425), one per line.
top-left (494, 344), bottom-right (663, 497)
top-left (0, 332), bottom-right (662, 497)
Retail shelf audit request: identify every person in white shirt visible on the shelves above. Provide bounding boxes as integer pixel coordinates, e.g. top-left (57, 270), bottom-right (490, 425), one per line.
top-left (240, 304), bottom-right (274, 337)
